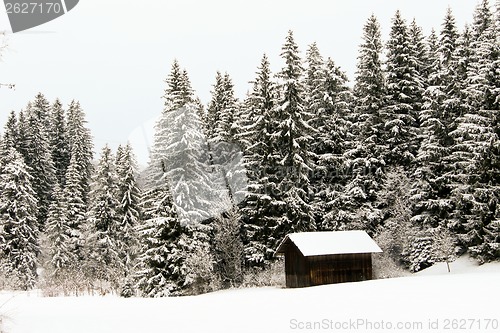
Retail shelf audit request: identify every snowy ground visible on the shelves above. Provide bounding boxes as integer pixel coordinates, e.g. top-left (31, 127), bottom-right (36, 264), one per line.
top-left (1, 256), bottom-right (499, 333)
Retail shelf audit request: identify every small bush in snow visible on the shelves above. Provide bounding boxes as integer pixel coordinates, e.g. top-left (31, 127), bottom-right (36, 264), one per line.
top-left (242, 259), bottom-right (285, 288)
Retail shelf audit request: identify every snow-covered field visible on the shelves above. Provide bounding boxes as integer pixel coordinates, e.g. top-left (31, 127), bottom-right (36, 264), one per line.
top-left (1, 256), bottom-right (499, 333)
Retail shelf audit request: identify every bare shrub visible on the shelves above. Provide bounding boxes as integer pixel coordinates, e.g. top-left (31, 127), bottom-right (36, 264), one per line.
top-left (213, 207), bottom-right (244, 289)
top-left (242, 259), bottom-right (285, 288)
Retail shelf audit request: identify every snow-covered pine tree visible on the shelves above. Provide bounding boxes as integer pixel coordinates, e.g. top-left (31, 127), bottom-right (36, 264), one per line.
top-left (448, 108), bottom-right (499, 255)
top-left (303, 42), bottom-right (353, 231)
top-left (455, 24), bottom-right (473, 110)
top-left (15, 109), bottom-right (29, 161)
top-left (206, 72), bottom-right (236, 141)
top-left (63, 147), bottom-right (88, 263)
top-left (467, 0), bottom-right (499, 111)
top-left (206, 72), bottom-right (246, 206)
top-left (137, 61), bottom-right (216, 296)
top-left (23, 101), bottom-right (57, 229)
top-left (136, 177), bottom-right (183, 297)
top-left (136, 62), bottom-right (186, 297)
top-left (1, 111), bottom-right (18, 153)
top-left (159, 100), bottom-right (215, 225)
top-left (49, 99), bottom-right (70, 186)
top-left (66, 100), bottom-right (94, 205)
top-left (59, 101), bottom-right (93, 265)
top-left (383, 10), bottom-right (422, 167)
top-left (218, 73), bottom-right (239, 143)
top-left (115, 144), bottom-right (124, 168)
top-left (163, 60), bottom-right (193, 110)
top-left (410, 78), bottom-right (458, 271)
top-left (438, 8), bottom-right (463, 136)
top-left (85, 145), bottom-right (122, 290)
top-left (44, 183), bottom-right (76, 279)
top-left (273, 30), bottom-right (315, 237)
top-left (426, 29), bottom-right (442, 87)
top-left (409, 19), bottom-right (430, 96)
top-left (318, 58), bottom-right (354, 231)
top-left (206, 71), bottom-right (225, 141)
top-left (157, 100), bottom-right (218, 294)
top-left (409, 12), bottom-right (463, 235)
top-left (445, 1), bottom-right (500, 259)
top-left (30, 92), bottom-right (51, 132)
top-left (489, 0), bottom-right (500, 113)
top-left (0, 148), bottom-right (39, 290)
top-left (341, 14), bottom-right (386, 232)
top-left (440, 8), bottom-right (460, 69)
top-left (305, 42), bottom-right (325, 129)
top-left (411, 84), bottom-right (452, 229)
top-left (241, 54), bottom-right (281, 264)
top-left (353, 14), bottom-right (386, 146)
top-left (304, 42), bottom-right (326, 227)
top-left (115, 143), bottom-right (141, 289)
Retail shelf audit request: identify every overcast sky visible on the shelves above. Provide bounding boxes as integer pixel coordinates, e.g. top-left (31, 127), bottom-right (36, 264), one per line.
top-left (0, 0), bottom-right (479, 165)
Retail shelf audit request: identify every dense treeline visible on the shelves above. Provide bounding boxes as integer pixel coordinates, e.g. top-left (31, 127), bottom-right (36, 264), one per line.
top-left (0, 1), bottom-right (498, 295)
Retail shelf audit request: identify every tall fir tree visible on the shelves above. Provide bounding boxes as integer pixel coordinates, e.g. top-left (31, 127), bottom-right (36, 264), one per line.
top-left (447, 1), bottom-right (500, 259)
top-left (66, 100), bottom-right (94, 205)
top-left (467, 0), bottom-right (499, 111)
top-left (342, 14), bottom-right (386, 232)
top-left (241, 54), bottom-right (282, 264)
top-left (136, 62), bottom-right (189, 296)
top-left (448, 109), bottom-right (499, 256)
top-left (85, 145), bottom-right (123, 287)
top-left (0, 148), bottom-right (39, 289)
top-left (426, 29), bottom-right (442, 87)
top-left (439, 8), bottom-right (460, 68)
top-left (353, 14), bottom-right (386, 146)
top-left (206, 72), bottom-right (246, 206)
top-left (272, 30), bottom-right (315, 238)
top-left (206, 71), bottom-right (226, 141)
top-left (304, 42), bottom-right (326, 226)
top-left (305, 42), bottom-right (325, 128)
top-left (30, 92), bottom-right (51, 132)
top-left (455, 24), bottom-right (473, 110)
top-left (158, 87), bottom-right (215, 225)
top-left (439, 8), bottom-right (463, 135)
top-left (138, 61), bottom-right (215, 296)
top-left (63, 147), bottom-right (88, 262)
top-left (318, 58), bottom-right (354, 231)
top-left (136, 186), bottom-right (182, 296)
top-left (1, 111), bottom-right (18, 153)
top-left (15, 110), bottom-right (29, 161)
top-left (115, 143), bottom-right (142, 277)
top-left (409, 19), bottom-right (430, 96)
top-left (44, 183), bottom-right (76, 275)
top-left (23, 101), bottom-right (57, 229)
top-left (410, 82), bottom-right (454, 264)
top-left (60, 100), bottom-right (93, 263)
top-left (383, 10), bottom-right (422, 167)
top-left (49, 99), bottom-right (70, 186)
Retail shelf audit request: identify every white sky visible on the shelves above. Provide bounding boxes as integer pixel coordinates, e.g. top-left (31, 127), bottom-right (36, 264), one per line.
top-left (0, 0), bottom-right (479, 165)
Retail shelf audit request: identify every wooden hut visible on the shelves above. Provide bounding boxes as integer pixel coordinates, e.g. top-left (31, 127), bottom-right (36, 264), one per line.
top-left (275, 230), bottom-right (382, 288)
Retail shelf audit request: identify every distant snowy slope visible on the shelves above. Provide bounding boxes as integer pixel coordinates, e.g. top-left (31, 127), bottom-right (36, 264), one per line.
top-left (1, 257), bottom-right (499, 333)
top-left (415, 254), bottom-right (497, 276)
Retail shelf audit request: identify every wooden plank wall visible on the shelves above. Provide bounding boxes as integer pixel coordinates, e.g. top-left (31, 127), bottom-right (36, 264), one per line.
top-left (308, 253), bottom-right (372, 286)
top-left (284, 247), bottom-right (373, 287)
top-left (284, 241), bottom-right (310, 288)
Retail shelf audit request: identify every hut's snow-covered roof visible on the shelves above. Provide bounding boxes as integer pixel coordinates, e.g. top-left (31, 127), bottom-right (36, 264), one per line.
top-left (275, 230), bottom-right (382, 257)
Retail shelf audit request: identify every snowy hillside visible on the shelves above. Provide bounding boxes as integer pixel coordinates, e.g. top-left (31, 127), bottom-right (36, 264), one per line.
top-left (1, 256), bottom-right (499, 333)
